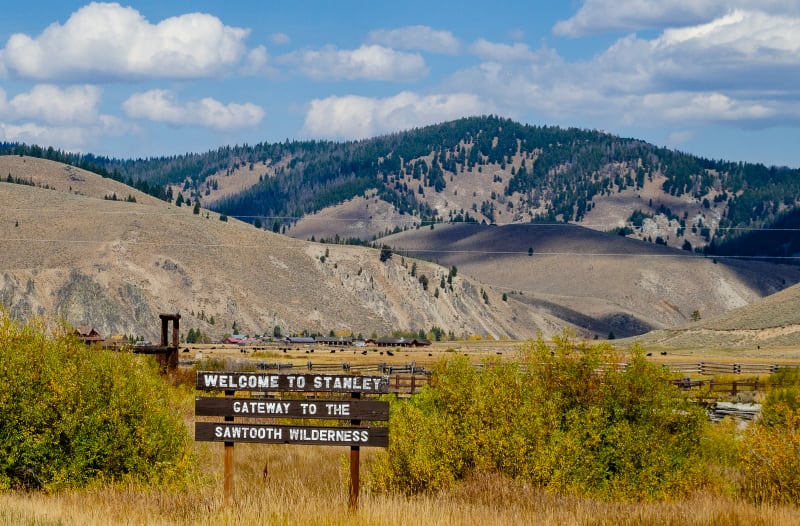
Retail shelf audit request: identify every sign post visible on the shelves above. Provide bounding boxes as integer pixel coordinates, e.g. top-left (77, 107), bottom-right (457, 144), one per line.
top-left (195, 371), bottom-right (390, 507)
top-left (223, 389), bottom-right (234, 504)
top-left (349, 390), bottom-right (361, 509)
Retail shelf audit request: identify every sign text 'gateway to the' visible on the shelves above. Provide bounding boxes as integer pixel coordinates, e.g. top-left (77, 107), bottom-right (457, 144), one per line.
top-left (195, 397), bottom-right (389, 420)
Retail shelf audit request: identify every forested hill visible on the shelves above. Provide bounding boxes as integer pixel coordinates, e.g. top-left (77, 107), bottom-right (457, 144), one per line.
top-left (2, 116), bottom-right (799, 258)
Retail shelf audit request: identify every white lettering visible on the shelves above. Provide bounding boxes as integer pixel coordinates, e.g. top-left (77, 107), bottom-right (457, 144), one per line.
top-left (325, 403), bottom-right (349, 416)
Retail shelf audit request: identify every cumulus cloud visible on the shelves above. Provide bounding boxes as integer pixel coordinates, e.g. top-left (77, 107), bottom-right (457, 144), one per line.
top-left (0, 122), bottom-right (92, 149)
top-left (280, 45), bottom-right (428, 81)
top-left (0, 2), bottom-right (250, 81)
top-left (448, 8), bottom-right (800, 130)
top-left (0, 86), bottom-right (130, 152)
top-left (0, 84), bottom-right (102, 125)
top-left (302, 92), bottom-right (489, 139)
top-left (122, 89), bottom-right (264, 130)
top-left (553, 0), bottom-right (800, 36)
top-left (368, 26), bottom-right (460, 55)
top-left (642, 92), bottom-right (775, 122)
top-left (600, 10), bottom-right (800, 92)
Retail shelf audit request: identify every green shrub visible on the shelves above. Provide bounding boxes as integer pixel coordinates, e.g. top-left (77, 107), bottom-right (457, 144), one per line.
top-left (372, 333), bottom-right (709, 500)
top-left (0, 311), bottom-right (195, 491)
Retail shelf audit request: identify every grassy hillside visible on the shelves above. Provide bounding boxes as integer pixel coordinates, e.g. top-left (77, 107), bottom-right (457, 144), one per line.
top-left (0, 158), bottom-right (571, 341)
top-left (626, 282), bottom-right (800, 350)
top-left (382, 223), bottom-right (800, 338)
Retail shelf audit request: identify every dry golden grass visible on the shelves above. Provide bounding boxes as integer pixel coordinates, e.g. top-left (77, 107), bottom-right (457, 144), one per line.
top-left (3, 439), bottom-right (800, 526)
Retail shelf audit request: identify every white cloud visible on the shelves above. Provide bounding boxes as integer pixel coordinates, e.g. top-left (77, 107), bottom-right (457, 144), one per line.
top-left (280, 45), bottom-right (428, 81)
top-left (0, 122), bottom-right (89, 149)
top-left (0, 2), bottom-right (250, 81)
top-left (470, 39), bottom-right (535, 62)
top-left (303, 92), bottom-right (489, 139)
top-left (1, 84), bottom-right (102, 125)
top-left (0, 84), bottom-right (127, 151)
top-left (554, 0), bottom-right (800, 36)
top-left (446, 8), bottom-right (800, 131)
top-left (657, 9), bottom-right (800, 56)
top-left (368, 26), bottom-right (460, 55)
top-left (642, 92), bottom-right (775, 121)
top-left (242, 45), bottom-right (273, 75)
top-left (122, 89), bottom-right (264, 130)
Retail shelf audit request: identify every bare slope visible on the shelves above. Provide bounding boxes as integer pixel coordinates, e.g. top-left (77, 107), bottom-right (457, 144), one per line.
top-left (0, 164), bottom-right (572, 341)
top-left (383, 223), bottom-right (800, 338)
top-left (625, 282), bottom-right (800, 350)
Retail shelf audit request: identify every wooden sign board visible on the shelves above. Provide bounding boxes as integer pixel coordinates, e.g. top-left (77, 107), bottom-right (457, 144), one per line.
top-left (195, 397), bottom-right (389, 420)
top-left (196, 371), bottom-right (389, 394)
top-left (195, 422), bottom-right (389, 447)
top-left (195, 371), bottom-right (392, 508)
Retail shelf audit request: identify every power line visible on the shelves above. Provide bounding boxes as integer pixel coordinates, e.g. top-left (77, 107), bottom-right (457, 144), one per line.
top-left (5, 207), bottom-right (800, 232)
top-left (1, 236), bottom-right (798, 261)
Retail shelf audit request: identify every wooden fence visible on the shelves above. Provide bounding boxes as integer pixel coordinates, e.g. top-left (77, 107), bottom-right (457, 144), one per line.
top-left (669, 378), bottom-right (761, 397)
top-left (661, 362), bottom-right (791, 375)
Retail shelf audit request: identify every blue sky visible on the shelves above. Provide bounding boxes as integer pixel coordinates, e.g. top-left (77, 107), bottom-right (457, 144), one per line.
top-left (1, 1), bottom-right (799, 166)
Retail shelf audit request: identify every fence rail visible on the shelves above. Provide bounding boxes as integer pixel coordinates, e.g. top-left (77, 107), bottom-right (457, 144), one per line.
top-left (669, 378), bottom-right (761, 396)
top-left (662, 362), bottom-right (793, 375)
top-left (389, 374), bottom-right (432, 396)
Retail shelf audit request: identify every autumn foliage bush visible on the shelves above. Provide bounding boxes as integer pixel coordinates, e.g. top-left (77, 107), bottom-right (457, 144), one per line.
top-left (0, 311), bottom-right (195, 491)
top-left (371, 333), bottom-right (709, 500)
top-left (739, 366), bottom-right (800, 504)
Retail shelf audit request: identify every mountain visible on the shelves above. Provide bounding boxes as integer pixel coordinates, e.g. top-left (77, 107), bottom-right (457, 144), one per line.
top-left (7, 115), bottom-right (791, 258)
top-left (0, 157), bottom-right (571, 341)
top-left (3, 116), bottom-right (800, 344)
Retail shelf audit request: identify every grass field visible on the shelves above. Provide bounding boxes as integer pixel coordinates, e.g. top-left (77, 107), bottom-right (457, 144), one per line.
top-left (4, 339), bottom-right (800, 525)
top-left (3, 443), bottom-right (800, 525)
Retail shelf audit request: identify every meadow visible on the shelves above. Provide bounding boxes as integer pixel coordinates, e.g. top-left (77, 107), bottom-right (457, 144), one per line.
top-left (2, 316), bottom-right (800, 525)
top-left (4, 443), bottom-right (800, 526)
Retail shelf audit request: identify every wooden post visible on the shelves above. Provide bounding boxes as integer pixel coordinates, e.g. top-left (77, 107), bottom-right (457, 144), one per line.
top-left (158, 313), bottom-right (181, 372)
top-left (170, 314), bottom-right (180, 370)
top-left (160, 315), bottom-right (168, 347)
top-left (224, 389), bottom-right (234, 504)
top-left (349, 390), bottom-right (361, 510)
